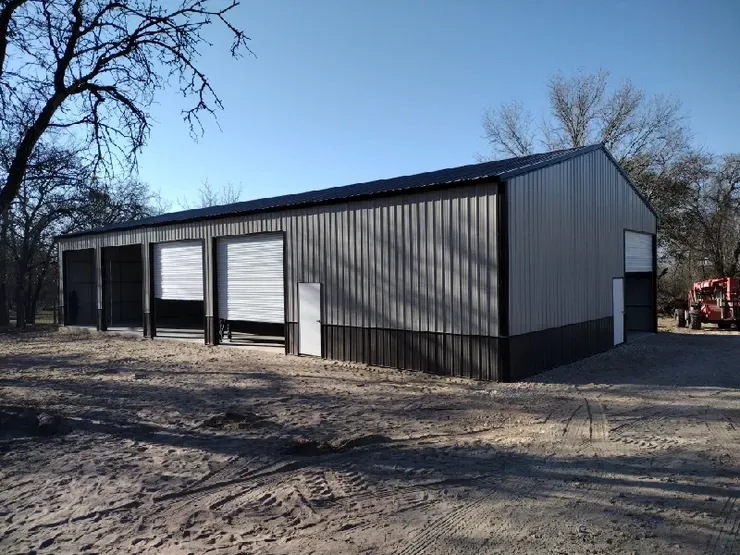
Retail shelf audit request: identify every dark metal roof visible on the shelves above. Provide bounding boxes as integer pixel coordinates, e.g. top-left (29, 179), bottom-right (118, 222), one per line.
top-left (61, 144), bottom-right (607, 238)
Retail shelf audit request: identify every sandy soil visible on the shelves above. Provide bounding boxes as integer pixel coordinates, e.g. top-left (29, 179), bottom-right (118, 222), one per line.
top-left (1, 318), bottom-right (739, 555)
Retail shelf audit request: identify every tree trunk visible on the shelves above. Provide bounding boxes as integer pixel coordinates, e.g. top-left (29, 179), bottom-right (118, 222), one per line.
top-left (26, 273), bottom-right (36, 324)
top-left (29, 265), bottom-right (48, 325)
top-left (0, 209), bottom-right (8, 327)
top-left (14, 280), bottom-right (25, 328)
top-left (0, 282), bottom-right (7, 327)
top-left (15, 237), bottom-right (27, 329)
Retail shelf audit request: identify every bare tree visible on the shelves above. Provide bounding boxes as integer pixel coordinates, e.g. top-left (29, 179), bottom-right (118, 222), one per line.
top-left (481, 69), bottom-right (696, 259)
top-left (481, 69), bottom-right (690, 173)
top-left (480, 100), bottom-right (535, 159)
top-left (657, 153), bottom-right (740, 310)
top-left (178, 178), bottom-right (242, 209)
top-left (0, 0), bottom-right (250, 214)
top-left (0, 139), bottom-right (164, 327)
top-left (687, 154), bottom-right (740, 277)
top-left (543, 70), bottom-right (609, 151)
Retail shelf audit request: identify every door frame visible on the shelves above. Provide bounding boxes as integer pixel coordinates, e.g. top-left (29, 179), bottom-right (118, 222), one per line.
top-left (612, 277), bottom-right (625, 345)
top-left (150, 238), bottom-right (207, 338)
top-left (623, 229), bottom-right (658, 334)
top-left (212, 231), bottom-right (286, 347)
top-left (297, 282), bottom-right (323, 357)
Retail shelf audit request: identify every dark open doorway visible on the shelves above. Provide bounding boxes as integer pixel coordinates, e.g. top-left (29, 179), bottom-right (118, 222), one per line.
top-left (625, 272), bottom-right (654, 335)
top-left (102, 245), bottom-right (143, 329)
top-left (62, 249), bottom-right (96, 326)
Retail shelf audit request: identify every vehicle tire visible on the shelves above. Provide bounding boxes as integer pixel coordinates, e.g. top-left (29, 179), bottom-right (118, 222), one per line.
top-left (717, 321), bottom-right (730, 330)
top-left (689, 310), bottom-right (702, 330)
top-left (675, 310), bottom-right (686, 328)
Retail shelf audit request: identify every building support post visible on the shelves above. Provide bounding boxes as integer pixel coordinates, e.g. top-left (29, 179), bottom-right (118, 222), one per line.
top-left (204, 236), bottom-right (218, 346)
top-left (95, 245), bottom-right (106, 331)
top-left (143, 241), bottom-right (156, 339)
top-left (58, 245), bottom-right (65, 326)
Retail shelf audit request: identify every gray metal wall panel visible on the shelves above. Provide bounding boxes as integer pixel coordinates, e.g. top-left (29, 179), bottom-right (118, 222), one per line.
top-left (508, 149), bottom-right (656, 336)
top-left (58, 183), bottom-right (500, 337)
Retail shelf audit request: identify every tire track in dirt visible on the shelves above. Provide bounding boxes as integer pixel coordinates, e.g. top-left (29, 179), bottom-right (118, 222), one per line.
top-left (608, 407), bottom-right (706, 452)
top-left (328, 462), bottom-right (373, 499)
top-left (610, 407), bottom-right (677, 436)
top-left (137, 459), bottom-right (312, 549)
top-left (187, 456), bottom-right (249, 488)
top-left (392, 464), bottom-right (603, 555)
top-left (706, 495), bottom-right (740, 555)
top-left (394, 480), bottom-right (499, 555)
top-left (299, 469), bottom-right (335, 507)
top-left (216, 481), bottom-right (323, 531)
top-left (705, 412), bottom-right (740, 458)
top-left (153, 459), bottom-right (303, 505)
top-left (561, 397), bottom-right (608, 454)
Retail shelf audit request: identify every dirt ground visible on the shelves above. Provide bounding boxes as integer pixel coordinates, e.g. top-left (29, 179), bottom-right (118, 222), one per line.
top-left (1, 318), bottom-right (739, 555)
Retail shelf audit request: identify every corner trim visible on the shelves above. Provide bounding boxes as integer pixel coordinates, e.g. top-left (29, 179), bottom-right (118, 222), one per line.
top-left (148, 243), bottom-right (157, 339)
top-left (652, 233), bottom-right (658, 333)
top-left (496, 180), bottom-right (510, 381)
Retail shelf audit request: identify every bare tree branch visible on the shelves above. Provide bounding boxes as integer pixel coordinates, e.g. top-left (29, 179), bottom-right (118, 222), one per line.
top-left (0, 0), bottom-right (251, 213)
top-left (479, 100), bottom-right (534, 160)
top-left (0, 0), bottom-right (28, 83)
top-left (178, 178), bottom-right (242, 209)
top-left (480, 68), bottom-right (700, 275)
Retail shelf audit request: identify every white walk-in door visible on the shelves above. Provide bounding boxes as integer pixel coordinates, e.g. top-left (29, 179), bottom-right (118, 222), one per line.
top-left (298, 283), bottom-right (322, 356)
top-left (625, 231), bottom-right (653, 272)
top-left (217, 235), bottom-right (284, 323)
top-left (613, 278), bottom-right (624, 345)
top-left (153, 241), bottom-right (204, 300)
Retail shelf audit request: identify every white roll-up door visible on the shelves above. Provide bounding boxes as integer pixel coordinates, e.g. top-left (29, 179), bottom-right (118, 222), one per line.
top-left (625, 231), bottom-right (653, 273)
top-left (217, 234), bottom-right (284, 323)
top-left (153, 241), bottom-right (204, 300)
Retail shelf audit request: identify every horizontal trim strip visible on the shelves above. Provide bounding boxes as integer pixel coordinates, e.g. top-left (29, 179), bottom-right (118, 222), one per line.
top-left (286, 322), bottom-right (501, 338)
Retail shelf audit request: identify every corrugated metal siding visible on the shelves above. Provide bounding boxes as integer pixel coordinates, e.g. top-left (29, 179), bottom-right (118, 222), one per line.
top-left (322, 327), bottom-right (503, 381)
top-left (507, 149), bottom-right (656, 336)
top-left (58, 183), bottom-right (500, 337)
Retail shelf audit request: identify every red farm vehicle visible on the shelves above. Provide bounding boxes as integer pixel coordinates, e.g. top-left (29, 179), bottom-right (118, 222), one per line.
top-left (675, 277), bottom-right (740, 330)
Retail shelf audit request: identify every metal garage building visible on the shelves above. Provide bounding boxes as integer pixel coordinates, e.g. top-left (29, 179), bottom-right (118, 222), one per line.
top-left (57, 144), bottom-right (657, 381)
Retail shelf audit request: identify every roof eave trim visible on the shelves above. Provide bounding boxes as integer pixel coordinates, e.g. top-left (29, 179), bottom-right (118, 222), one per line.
top-left (56, 175), bottom-right (503, 240)
top-left (496, 143), bottom-right (604, 180)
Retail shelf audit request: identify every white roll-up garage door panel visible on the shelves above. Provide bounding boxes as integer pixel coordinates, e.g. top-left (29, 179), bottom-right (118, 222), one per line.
top-left (625, 231), bottom-right (653, 273)
top-left (217, 235), bottom-right (284, 323)
top-left (153, 241), bottom-right (204, 300)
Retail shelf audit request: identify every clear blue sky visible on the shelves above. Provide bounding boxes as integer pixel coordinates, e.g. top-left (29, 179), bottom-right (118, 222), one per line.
top-left (137, 0), bottom-right (740, 206)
